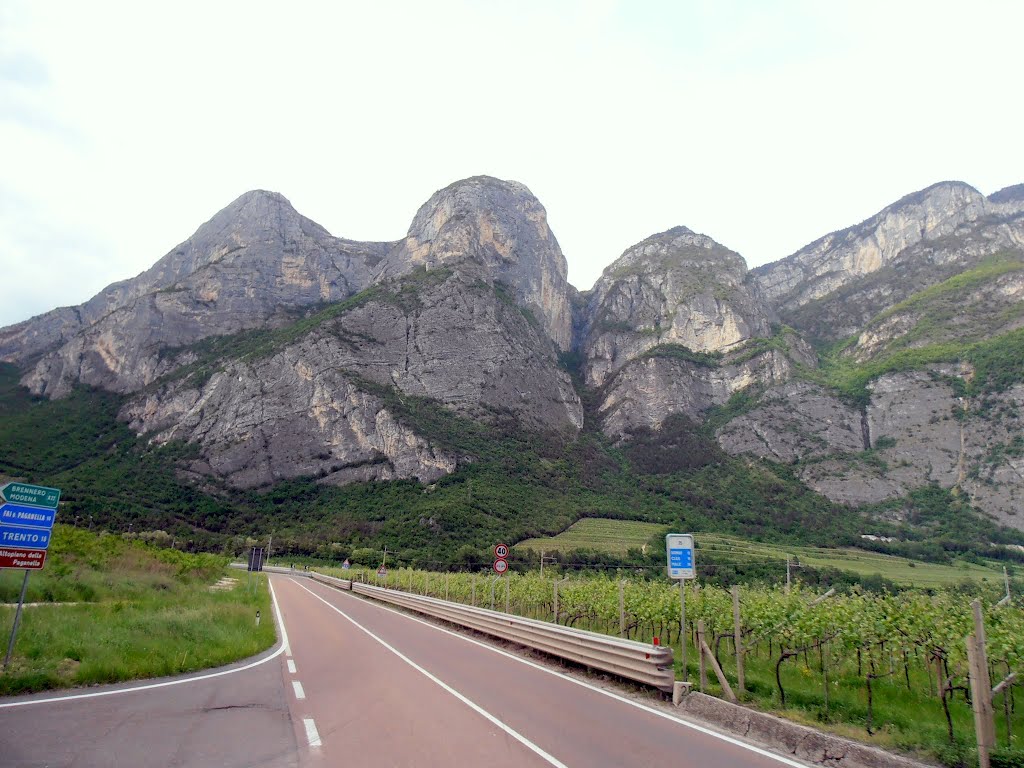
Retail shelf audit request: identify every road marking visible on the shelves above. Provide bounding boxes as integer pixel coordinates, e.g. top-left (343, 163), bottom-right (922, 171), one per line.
top-left (287, 660), bottom-right (297, 674)
top-left (293, 580), bottom-right (569, 768)
top-left (304, 718), bottom-right (322, 747)
top-left (298, 579), bottom-right (809, 768)
top-left (0, 580), bottom-right (291, 709)
top-left (292, 681), bottom-right (306, 699)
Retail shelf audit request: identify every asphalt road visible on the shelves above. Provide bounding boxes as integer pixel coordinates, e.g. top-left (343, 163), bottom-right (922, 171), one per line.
top-left (0, 575), bottom-right (810, 767)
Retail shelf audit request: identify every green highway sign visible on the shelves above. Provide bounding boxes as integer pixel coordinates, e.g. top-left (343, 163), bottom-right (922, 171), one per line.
top-left (0, 483), bottom-right (61, 510)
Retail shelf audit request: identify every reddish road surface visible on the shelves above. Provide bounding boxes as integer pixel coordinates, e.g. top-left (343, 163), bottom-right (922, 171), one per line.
top-left (0, 574), bottom-right (809, 767)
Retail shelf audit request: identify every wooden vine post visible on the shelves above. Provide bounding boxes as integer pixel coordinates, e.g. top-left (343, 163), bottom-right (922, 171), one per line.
top-left (966, 598), bottom-right (1018, 768)
top-left (732, 585), bottom-right (745, 695)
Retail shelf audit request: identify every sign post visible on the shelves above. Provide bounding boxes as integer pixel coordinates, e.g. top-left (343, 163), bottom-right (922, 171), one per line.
top-left (666, 534), bottom-right (696, 682)
top-left (1, 482), bottom-right (59, 671)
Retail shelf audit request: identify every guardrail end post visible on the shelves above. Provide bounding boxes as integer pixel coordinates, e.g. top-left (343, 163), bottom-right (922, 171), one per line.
top-left (673, 681), bottom-right (692, 706)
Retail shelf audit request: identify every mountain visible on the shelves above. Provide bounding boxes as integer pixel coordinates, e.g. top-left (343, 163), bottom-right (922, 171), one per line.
top-left (1, 190), bottom-right (392, 397)
top-left (1, 175), bottom-right (1024, 562)
top-left (577, 226), bottom-right (814, 437)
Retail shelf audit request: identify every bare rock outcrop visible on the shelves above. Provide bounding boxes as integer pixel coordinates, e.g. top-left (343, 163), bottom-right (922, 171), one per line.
top-left (376, 176), bottom-right (573, 350)
top-left (121, 270), bottom-right (581, 489)
top-left (16, 191), bottom-right (391, 397)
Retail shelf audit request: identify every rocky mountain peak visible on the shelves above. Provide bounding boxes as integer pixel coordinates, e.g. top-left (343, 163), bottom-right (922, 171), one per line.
top-left (989, 183), bottom-right (1024, 205)
top-left (580, 226), bottom-right (774, 390)
top-left (752, 180), bottom-right (993, 312)
top-left (377, 175), bottom-right (573, 349)
top-left (603, 225), bottom-right (748, 283)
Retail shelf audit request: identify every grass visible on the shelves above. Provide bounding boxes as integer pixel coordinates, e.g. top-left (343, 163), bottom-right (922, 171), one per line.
top-left (0, 526), bottom-right (276, 695)
top-left (696, 533), bottom-right (1007, 588)
top-left (514, 519), bottom-right (1008, 589)
top-left (516, 519), bottom-right (668, 555)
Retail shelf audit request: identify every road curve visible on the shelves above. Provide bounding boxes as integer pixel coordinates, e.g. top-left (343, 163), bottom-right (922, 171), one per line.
top-left (0, 574), bottom-right (811, 767)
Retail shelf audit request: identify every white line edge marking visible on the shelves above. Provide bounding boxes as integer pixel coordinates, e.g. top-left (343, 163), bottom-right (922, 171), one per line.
top-left (292, 681), bottom-right (306, 699)
top-left (287, 660), bottom-right (297, 674)
top-left (304, 718), bottom-right (322, 748)
top-left (299, 579), bottom-right (809, 768)
top-left (0, 579), bottom-right (291, 709)
top-left (293, 580), bottom-right (568, 768)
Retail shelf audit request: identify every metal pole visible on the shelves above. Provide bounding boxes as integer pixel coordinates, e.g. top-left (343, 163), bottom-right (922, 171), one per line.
top-left (267, 534), bottom-right (273, 563)
top-left (471, 575), bottom-right (476, 606)
top-left (553, 579), bottom-right (559, 623)
top-left (680, 579), bottom-right (688, 683)
top-left (490, 578), bottom-right (495, 611)
top-left (786, 556), bottom-right (791, 594)
top-left (505, 573), bottom-right (510, 614)
top-left (3, 570), bottom-right (31, 671)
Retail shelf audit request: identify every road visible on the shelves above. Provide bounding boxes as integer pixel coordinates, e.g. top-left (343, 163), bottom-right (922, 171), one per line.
top-left (0, 574), bottom-right (809, 767)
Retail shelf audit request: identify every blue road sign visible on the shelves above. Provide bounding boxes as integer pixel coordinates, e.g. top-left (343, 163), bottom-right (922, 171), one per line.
top-left (0, 503), bottom-right (56, 529)
top-left (0, 524), bottom-right (51, 550)
top-left (666, 533), bottom-right (696, 579)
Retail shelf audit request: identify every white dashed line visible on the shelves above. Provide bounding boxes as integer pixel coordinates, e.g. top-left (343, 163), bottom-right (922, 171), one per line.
top-left (287, 660), bottom-right (296, 674)
top-left (304, 718), bottom-right (322, 747)
top-left (292, 681), bottom-right (306, 699)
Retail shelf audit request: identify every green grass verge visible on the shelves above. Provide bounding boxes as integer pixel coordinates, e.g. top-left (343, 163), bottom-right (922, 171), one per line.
top-left (0, 526), bottom-right (276, 695)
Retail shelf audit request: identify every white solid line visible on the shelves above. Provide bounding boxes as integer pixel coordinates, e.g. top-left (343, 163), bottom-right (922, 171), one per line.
top-left (0, 579), bottom-right (292, 709)
top-left (299, 579), bottom-right (809, 768)
top-left (292, 580), bottom-right (568, 768)
top-left (287, 659), bottom-right (297, 674)
top-left (304, 718), bottom-right (322, 748)
top-left (292, 681), bottom-right (306, 700)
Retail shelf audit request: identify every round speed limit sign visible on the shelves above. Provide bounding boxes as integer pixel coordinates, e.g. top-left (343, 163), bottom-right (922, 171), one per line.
top-left (494, 543), bottom-right (509, 558)
top-left (493, 558), bottom-right (509, 574)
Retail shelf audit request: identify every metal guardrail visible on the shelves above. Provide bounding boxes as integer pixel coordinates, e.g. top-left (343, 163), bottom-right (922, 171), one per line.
top-left (317, 575), bottom-right (675, 693)
top-left (236, 563), bottom-right (675, 693)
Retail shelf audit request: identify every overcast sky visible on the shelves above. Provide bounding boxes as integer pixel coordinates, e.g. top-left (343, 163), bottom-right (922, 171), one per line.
top-left (1, 1), bottom-right (1021, 327)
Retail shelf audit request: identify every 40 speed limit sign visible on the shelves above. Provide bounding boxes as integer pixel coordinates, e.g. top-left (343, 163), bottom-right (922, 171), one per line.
top-left (493, 542), bottom-right (509, 573)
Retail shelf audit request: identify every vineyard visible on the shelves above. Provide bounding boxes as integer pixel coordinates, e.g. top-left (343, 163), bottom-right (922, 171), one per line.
top-left (324, 565), bottom-right (1024, 766)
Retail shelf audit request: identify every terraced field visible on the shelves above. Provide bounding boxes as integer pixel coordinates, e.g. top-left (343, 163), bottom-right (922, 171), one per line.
top-left (697, 533), bottom-right (1007, 588)
top-left (515, 519), bottom-right (1009, 588)
top-left (515, 519), bottom-right (666, 556)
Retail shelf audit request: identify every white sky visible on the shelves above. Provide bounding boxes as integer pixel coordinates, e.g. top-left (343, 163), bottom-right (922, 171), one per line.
top-left (1, 0), bottom-right (1021, 327)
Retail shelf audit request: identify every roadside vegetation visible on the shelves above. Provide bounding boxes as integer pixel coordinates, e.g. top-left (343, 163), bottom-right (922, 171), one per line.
top-left (0, 526), bottom-right (274, 696)
top-left (322, 561), bottom-right (1024, 767)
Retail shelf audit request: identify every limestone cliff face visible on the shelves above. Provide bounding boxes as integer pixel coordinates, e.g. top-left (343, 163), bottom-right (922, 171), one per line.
top-left (753, 182), bottom-right (1024, 326)
top-left (120, 269), bottom-right (581, 489)
top-left (581, 227), bottom-right (775, 389)
top-left (717, 367), bottom-right (1024, 529)
top-left (122, 361), bottom-right (457, 489)
top-left (847, 263), bottom-right (1024, 363)
top-left (376, 177), bottom-right (573, 350)
top-left (577, 226), bottom-right (816, 438)
top-left (16, 191), bottom-right (391, 397)
top-left (599, 346), bottom-right (810, 438)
